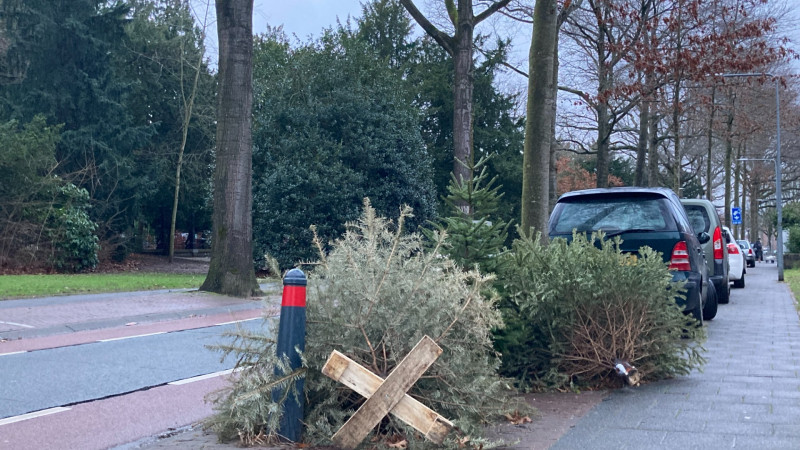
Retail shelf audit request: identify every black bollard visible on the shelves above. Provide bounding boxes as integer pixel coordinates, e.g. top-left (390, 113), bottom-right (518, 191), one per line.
top-left (273, 268), bottom-right (307, 442)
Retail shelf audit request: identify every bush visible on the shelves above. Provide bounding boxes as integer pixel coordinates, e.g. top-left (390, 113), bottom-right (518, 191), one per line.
top-left (48, 184), bottom-right (99, 272)
top-left (494, 232), bottom-right (705, 390)
top-left (207, 200), bottom-right (517, 447)
top-left (250, 31), bottom-right (436, 270)
top-left (788, 226), bottom-right (800, 254)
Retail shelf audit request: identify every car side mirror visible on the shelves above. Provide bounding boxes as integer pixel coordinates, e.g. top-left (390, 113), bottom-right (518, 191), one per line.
top-left (698, 232), bottom-right (710, 244)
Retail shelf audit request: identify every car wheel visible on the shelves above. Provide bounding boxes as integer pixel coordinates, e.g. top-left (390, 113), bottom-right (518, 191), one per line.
top-left (703, 281), bottom-right (718, 321)
top-left (733, 274), bottom-right (745, 289)
top-left (717, 279), bottom-right (730, 304)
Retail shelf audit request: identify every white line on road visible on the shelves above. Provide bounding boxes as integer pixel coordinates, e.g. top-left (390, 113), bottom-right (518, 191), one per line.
top-left (0, 351), bottom-right (27, 357)
top-left (215, 317), bottom-right (260, 326)
top-left (0, 321), bottom-right (35, 329)
top-left (168, 368), bottom-right (240, 385)
top-left (98, 332), bottom-right (166, 342)
top-left (0, 407), bottom-right (71, 426)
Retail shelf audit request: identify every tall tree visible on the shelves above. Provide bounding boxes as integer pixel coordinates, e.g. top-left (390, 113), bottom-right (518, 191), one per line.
top-left (399, 0), bottom-right (511, 189)
top-left (520, 0), bottom-right (558, 237)
top-left (0, 0), bottom-right (151, 237)
top-left (200, 0), bottom-right (259, 297)
top-left (167, 0), bottom-right (212, 263)
top-left (120, 0), bottom-right (215, 256)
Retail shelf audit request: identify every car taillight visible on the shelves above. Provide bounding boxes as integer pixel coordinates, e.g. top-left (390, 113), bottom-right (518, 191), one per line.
top-left (727, 243), bottom-right (740, 254)
top-left (748, 249), bottom-right (754, 256)
top-left (713, 226), bottom-right (723, 260)
top-left (669, 241), bottom-right (692, 271)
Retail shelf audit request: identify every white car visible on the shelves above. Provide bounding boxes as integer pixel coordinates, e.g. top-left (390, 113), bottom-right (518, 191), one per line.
top-left (723, 227), bottom-right (745, 288)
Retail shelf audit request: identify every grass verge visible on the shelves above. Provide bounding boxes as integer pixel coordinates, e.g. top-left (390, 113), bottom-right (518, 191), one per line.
top-left (0, 273), bottom-right (204, 299)
top-left (784, 269), bottom-right (800, 312)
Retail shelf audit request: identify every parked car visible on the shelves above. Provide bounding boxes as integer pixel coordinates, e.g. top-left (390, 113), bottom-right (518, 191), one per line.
top-left (724, 228), bottom-right (745, 288)
top-left (549, 187), bottom-right (716, 324)
top-left (681, 199), bottom-right (730, 304)
top-left (737, 240), bottom-right (756, 267)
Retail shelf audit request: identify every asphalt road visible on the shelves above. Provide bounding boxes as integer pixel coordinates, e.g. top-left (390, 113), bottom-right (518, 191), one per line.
top-left (0, 320), bottom-right (267, 420)
top-left (0, 287), bottom-right (276, 449)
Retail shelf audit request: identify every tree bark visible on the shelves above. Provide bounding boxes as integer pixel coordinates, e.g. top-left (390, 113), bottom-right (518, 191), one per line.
top-left (200, 0), bottom-right (260, 297)
top-left (452, 0), bottom-right (474, 187)
top-left (671, 78), bottom-right (681, 193)
top-left (647, 111), bottom-right (660, 186)
top-left (594, 5), bottom-right (611, 189)
top-left (634, 95), bottom-right (649, 186)
top-left (748, 174), bottom-right (759, 242)
top-left (724, 97), bottom-right (735, 227)
top-left (399, 0), bottom-right (511, 195)
top-left (705, 86), bottom-right (716, 199)
top-left (521, 0), bottom-right (557, 237)
top-left (735, 143), bottom-right (742, 238)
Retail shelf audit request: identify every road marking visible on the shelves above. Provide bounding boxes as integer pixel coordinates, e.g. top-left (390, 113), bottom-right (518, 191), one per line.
top-left (0, 351), bottom-right (27, 357)
top-left (168, 368), bottom-right (240, 385)
top-left (0, 407), bottom-right (71, 426)
top-left (98, 332), bottom-right (166, 342)
top-left (0, 321), bottom-right (35, 329)
top-left (215, 317), bottom-right (260, 326)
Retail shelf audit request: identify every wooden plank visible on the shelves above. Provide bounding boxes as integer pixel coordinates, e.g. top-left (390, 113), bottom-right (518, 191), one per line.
top-left (322, 351), bottom-right (453, 441)
top-left (328, 336), bottom-right (444, 449)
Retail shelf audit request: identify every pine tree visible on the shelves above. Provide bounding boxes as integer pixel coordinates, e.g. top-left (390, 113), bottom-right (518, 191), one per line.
top-left (427, 156), bottom-right (510, 274)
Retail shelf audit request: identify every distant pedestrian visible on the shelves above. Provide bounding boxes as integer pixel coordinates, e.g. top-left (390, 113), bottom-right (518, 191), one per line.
top-left (753, 239), bottom-right (763, 262)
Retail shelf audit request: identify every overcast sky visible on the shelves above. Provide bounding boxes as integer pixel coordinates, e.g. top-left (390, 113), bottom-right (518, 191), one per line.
top-left (254, 0), bottom-right (365, 40)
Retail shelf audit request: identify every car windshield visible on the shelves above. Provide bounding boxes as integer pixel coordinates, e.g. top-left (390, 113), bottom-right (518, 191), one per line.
top-left (551, 197), bottom-right (669, 234)
top-left (737, 240), bottom-right (750, 249)
top-left (684, 205), bottom-right (711, 234)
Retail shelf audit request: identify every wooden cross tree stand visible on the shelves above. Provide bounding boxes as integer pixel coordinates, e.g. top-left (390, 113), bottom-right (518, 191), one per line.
top-left (321, 336), bottom-right (454, 449)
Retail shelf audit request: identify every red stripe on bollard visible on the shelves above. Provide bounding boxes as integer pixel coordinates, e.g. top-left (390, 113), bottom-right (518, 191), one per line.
top-left (281, 286), bottom-right (306, 307)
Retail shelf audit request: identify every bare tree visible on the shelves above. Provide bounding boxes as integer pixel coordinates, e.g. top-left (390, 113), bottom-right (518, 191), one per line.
top-left (169, 0), bottom-right (211, 263)
top-left (200, 0), bottom-right (260, 297)
top-left (399, 0), bottom-right (511, 190)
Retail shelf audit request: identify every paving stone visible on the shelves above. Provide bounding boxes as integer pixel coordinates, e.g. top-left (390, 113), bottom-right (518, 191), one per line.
top-left (553, 265), bottom-right (800, 449)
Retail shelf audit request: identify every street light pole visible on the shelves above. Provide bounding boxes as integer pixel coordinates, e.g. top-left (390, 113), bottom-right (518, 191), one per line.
top-left (725, 73), bottom-right (783, 281)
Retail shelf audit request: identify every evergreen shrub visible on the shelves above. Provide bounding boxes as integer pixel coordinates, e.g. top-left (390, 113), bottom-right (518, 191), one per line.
top-left (494, 232), bottom-right (706, 390)
top-left (48, 184), bottom-right (99, 272)
top-left (208, 200), bottom-right (517, 447)
top-left (788, 226), bottom-right (800, 254)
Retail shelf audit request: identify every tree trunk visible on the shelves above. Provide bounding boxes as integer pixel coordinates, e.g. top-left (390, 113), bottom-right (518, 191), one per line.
top-left (705, 85), bottom-right (716, 199)
top-left (200, 0), bottom-right (260, 297)
top-left (169, 32), bottom-right (206, 264)
top-left (594, 12), bottom-right (611, 189)
top-left (634, 96), bottom-right (649, 186)
top-left (749, 176), bottom-right (759, 242)
top-left (647, 112), bottom-right (660, 186)
top-left (521, 0), bottom-right (557, 237)
top-left (724, 104), bottom-right (734, 227)
top-left (452, 0), bottom-right (474, 189)
top-left (399, 0), bottom-right (511, 208)
top-left (734, 142), bottom-right (742, 237)
top-left (671, 79), bottom-right (681, 193)
top-left (549, 25), bottom-right (561, 211)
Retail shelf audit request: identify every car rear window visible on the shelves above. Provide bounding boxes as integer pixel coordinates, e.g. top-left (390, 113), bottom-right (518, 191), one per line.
top-left (683, 205), bottom-right (710, 234)
top-left (550, 196), bottom-right (671, 234)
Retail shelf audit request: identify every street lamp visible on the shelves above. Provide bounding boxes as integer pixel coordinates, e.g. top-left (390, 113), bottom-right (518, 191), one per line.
top-left (724, 73), bottom-right (783, 281)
